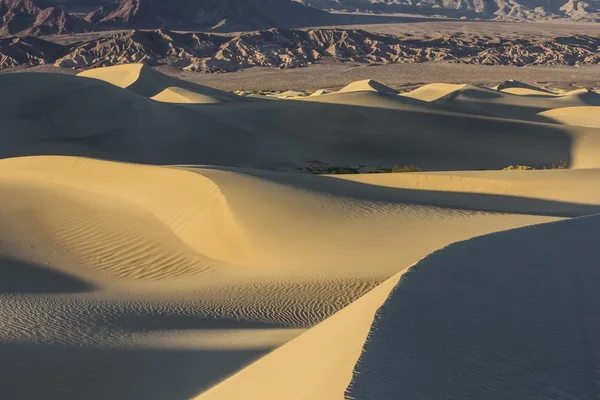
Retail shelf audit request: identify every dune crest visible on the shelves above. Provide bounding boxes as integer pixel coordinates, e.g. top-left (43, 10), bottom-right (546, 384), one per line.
top-left (151, 86), bottom-right (228, 104)
top-left (78, 63), bottom-right (238, 100)
top-left (400, 83), bottom-right (467, 102)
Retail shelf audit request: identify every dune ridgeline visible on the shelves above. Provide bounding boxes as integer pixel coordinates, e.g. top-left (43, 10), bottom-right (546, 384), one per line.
top-left (1, 64), bottom-right (599, 399)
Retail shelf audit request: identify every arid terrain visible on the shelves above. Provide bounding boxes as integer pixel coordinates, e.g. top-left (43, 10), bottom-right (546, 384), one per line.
top-left (1, 0), bottom-right (600, 397)
top-left (0, 59), bottom-right (599, 399)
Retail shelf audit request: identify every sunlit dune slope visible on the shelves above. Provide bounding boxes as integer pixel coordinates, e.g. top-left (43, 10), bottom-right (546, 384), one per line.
top-left (538, 106), bottom-right (600, 128)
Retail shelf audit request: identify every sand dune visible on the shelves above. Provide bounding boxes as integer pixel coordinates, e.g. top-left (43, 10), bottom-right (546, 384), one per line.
top-left (4, 155), bottom-right (600, 398)
top-left (493, 79), bottom-right (557, 95)
top-left (538, 106), bottom-right (600, 128)
top-left (2, 70), bottom-right (600, 399)
top-left (3, 70), bottom-right (600, 170)
top-left (274, 89), bottom-right (310, 98)
top-left (400, 83), bottom-right (467, 102)
top-left (150, 86), bottom-right (232, 104)
top-left (337, 79), bottom-right (398, 95)
top-left (309, 89), bottom-right (332, 96)
top-left (347, 214), bottom-right (600, 399)
top-left (430, 84), bottom-right (600, 120)
top-left (78, 63), bottom-right (239, 101)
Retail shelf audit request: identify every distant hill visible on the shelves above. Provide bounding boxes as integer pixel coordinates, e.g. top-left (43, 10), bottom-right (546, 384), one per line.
top-left (296, 0), bottom-right (600, 21)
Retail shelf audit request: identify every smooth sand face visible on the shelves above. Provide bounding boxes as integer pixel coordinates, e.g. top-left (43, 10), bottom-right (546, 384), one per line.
top-left (1, 67), bottom-right (600, 399)
top-left (538, 106), bottom-right (600, 128)
top-left (150, 86), bottom-right (228, 104)
top-left (77, 63), bottom-right (145, 88)
top-left (400, 83), bottom-right (467, 101)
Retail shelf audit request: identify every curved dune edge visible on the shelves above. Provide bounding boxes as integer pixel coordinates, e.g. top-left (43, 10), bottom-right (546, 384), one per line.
top-left (346, 214), bottom-right (600, 398)
top-left (0, 156), bottom-right (250, 267)
top-left (77, 63), bottom-right (144, 89)
top-left (538, 106), bottom-right (600, 128)
top-left (195, 269), bottom-right (405, 400)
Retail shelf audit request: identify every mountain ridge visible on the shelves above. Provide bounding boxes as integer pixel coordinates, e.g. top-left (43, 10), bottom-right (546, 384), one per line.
top-left (2, 28), bottom-right (599, 72)
top-left (296, 0), bottom-right (600, 21)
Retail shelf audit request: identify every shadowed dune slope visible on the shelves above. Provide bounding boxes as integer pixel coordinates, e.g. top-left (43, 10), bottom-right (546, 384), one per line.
top-left (3, 73), bottom-right (600, 170)
top-left (347, 214), bottom-right (600, 400)
top-left (538, 106), bottom-right (600, 129)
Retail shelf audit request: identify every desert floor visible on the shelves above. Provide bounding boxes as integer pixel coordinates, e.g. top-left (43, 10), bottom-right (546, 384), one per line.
top-left (1, 62), bottom-right (599, 399)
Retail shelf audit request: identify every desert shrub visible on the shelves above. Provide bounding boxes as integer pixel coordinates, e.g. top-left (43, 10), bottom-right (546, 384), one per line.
top-left (551, 160), bottom-right (568, 169)
top-left (325, 167), bottom-right (361, 174)
top-left (391, 164), bottom-right (423, 173)
top-left (503, 165), bottom-right (535, 170)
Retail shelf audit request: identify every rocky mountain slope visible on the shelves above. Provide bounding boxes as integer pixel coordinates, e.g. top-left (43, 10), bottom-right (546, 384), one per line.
top-left (0, 0), bottom-right (332, 37)
top-left (296, 0), bottom-right (600, 21)
top-left (0, 0), bottom-right (92, 35)
top-left (84, 0), bottom-right (331, 32)
top-left (1, 28), bottom-right (599, 71)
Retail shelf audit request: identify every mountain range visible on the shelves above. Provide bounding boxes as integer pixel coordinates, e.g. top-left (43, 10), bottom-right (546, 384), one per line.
top-left (296, 0), bottom-right (600, 21)
top-left (0, 0), bottom-right (598, 38)
top-left (0, 0), bottom-right (331, 36)
top-left (1, 28), bottom-right (599, 71)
